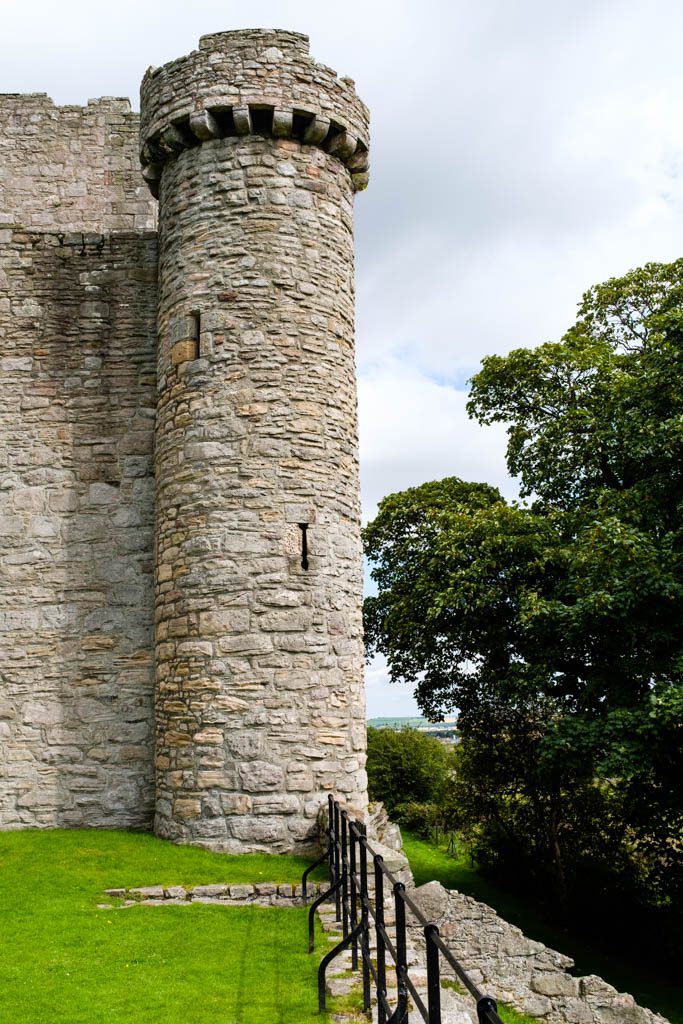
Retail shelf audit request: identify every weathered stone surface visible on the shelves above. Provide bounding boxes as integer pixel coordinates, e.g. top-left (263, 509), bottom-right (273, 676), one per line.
top-left (104, 879), bottom-right (318, 909)
top-left (238, 761), bottom-right (284, 792)
top-left (229, 884), bottom-right (255, 899)
top-left (409, 881), bottom-right (669, 1024)
top-left (139, 30), bottom-right (369, 191)
top-left (531, 972), bottom-right (579, 997)
top-left (130, 885), bottom-right (164, 899)
top-left (164, 886), bottom-right (187, 899)
top-left (0, 30), bottom-right (369, 854)
top-left (191, 884), bottom-right (228, 898)
top-left (0, 94), bottom-right (157, 232)
top-left (149, 31), bottom-right (369, 853)
top-left (0, 231), bottom-right (157, 830)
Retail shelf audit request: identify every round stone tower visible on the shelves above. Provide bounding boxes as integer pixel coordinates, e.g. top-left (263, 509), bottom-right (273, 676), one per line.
top-left (140, 30), bottom-right (370, 852)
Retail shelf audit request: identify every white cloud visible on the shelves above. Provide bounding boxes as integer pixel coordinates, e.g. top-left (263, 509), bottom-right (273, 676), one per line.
top-left (365, 654), bottom-right (421, 719)
top-left (358, 360), bottom-right (514, 523)
top-left (358, 362), bottom-right (514, 719)
top-left (4, 0), bottom-right (683, 720)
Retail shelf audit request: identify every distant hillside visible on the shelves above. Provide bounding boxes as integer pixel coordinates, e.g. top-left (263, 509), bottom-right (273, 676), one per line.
top-left (368, 715), bottom-right (460, 744)
top-left (367, 716), bottom-right (427, 729)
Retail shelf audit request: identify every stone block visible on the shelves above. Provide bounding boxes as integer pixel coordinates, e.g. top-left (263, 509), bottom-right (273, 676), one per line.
top-left (88, 482), bottom-right (120, 505)
top-left (173, 798), bottom-right (201, 820)
top-left (191, 884), bottom-right (228, 898)
top-left (130, 886), bottom-right (164, 899)
top-left (254, 883), bottom-right (276, 896)
top-left (229, 816), bottom-right (286, 843)
top-left (252, 794), bottom-right (300, 814)
top-left (580, 976), bottom-right (617, 997)
top-left (221, 793), bottom-right (252, 814)
top-left (193, 728), bottom-right (223, 746)
top-left (165, 886), bottom-right (187, 899)
top-left (530, 972), bottom-right (579, 997)
top-left (228, 884), bottom-right (255, 899)
top-left (171, 339), bottom-right (198, 366)
top-left (238, 760), bottom-right (284, 792)
top-left (21, 701), bottom-right (61, 726)
top-left (199, 608), bottom-right (251, 635)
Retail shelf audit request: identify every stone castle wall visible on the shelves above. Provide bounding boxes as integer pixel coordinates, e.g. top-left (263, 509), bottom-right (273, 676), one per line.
top-left (0, 30), bottom-right (370, 850)
top-left (0, 94), bottom-right (156, 233)
top-left (411, 881), bottom-right (668, 1024)
top-left (0, 229), bottom-right (157, 828)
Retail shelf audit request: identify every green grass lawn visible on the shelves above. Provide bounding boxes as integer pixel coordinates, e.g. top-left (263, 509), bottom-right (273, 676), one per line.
top-left (402, 831), bottom-right (682, 1024)
top-left (0, 829), bottom-right (329, 1024)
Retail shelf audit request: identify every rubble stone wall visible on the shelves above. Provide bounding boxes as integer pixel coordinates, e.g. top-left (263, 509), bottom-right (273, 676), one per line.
top-left (411, 881), bottom-right (669, 1024)
top-left (0, 93), bottom-right (157, 233)
top-left (0, 229), bottom-right (157, 828)
top-left (0, 30), bottom-right (370, 853)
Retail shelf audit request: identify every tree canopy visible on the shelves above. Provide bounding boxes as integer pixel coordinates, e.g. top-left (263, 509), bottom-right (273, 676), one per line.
top-left (363, 260), bottom-right (683, 923)
top-left (366, 725), bottom-right (453, 827)
top-left (467, 260), bottom-right (683, 511)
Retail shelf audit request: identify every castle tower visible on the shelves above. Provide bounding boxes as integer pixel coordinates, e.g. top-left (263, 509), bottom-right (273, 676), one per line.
top-left (140, 30), bottom-right (370, 851)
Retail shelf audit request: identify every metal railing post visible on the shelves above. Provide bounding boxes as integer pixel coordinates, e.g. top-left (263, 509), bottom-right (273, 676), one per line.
top-left (304, 796), bottom-right (506, 1024)
top-left (424, 923), bottom-right (442, 1024)
top-left (328, 793), bottom-right (335, 894)
top-left (349, 820), bottom-right (358, 970)
top-left (341, 810), bottom-right (349, 939)
top-left (394, 881), bottom-right (409, 1024)
top-left (374, 854), bottom-right (387, 1024)
top-left (477, 996), bottom-right (499, 1023)
top-left (333, 799), bottom-right (342, 922)
top-left (359, 821), bottom-right (371, 1013)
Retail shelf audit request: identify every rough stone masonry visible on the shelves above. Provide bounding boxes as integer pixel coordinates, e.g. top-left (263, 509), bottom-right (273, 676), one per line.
top-left (0, 29), bottom-right (370, 852)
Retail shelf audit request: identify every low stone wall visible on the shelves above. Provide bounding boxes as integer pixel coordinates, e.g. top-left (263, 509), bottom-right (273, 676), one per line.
top-left (101, 880), bottom-right (321, 908)
top-left (411, 881), bottom-right (669, 1024)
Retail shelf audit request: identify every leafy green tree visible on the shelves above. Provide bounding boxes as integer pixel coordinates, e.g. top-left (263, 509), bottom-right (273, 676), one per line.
top-left (467, 260), bottom-right (683, 512)
top-left (366, 725), bottom-right (453, 831)
top-left (363, 260), bottom-right (683, 919)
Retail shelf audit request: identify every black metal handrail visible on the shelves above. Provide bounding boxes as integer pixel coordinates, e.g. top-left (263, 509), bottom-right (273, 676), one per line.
top-left (303, 794), bottom-right (504, 1024)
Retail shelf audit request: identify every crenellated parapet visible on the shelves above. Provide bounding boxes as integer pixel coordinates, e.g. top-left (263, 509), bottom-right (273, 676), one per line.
top-left (139, 29), bottom-right (370, 197)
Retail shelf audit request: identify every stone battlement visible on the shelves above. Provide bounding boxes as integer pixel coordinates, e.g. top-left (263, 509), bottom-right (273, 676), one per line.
top-left (140, 29), bottom-right (369, 197)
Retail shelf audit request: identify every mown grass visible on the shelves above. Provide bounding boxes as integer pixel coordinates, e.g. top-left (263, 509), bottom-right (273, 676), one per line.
top-left (0, 829), bottom-right (328, 1024)
top-left (402, 831), bottom-right (682, 1024)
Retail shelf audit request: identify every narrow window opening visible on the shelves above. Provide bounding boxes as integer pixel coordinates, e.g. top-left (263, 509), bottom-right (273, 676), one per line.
top-left (298, 523), bottom-right (309, 570)
top-left (189, 310), bottom-right (200, 359)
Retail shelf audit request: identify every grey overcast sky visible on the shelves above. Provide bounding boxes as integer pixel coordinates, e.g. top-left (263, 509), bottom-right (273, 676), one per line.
top-left (4, 0), bottom-right (683, 716)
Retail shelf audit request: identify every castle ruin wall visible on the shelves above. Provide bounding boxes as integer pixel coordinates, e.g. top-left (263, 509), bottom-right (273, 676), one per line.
top-left (0, 230), bottom-right (157, 828)
top-left (0, 30), bottom-right (370, 851)
top-left (0, 94), bottom-right (157, 233)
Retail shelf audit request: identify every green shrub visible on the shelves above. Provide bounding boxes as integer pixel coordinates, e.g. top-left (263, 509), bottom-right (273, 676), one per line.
top-left (366, 725), bottom-right (453, 816)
